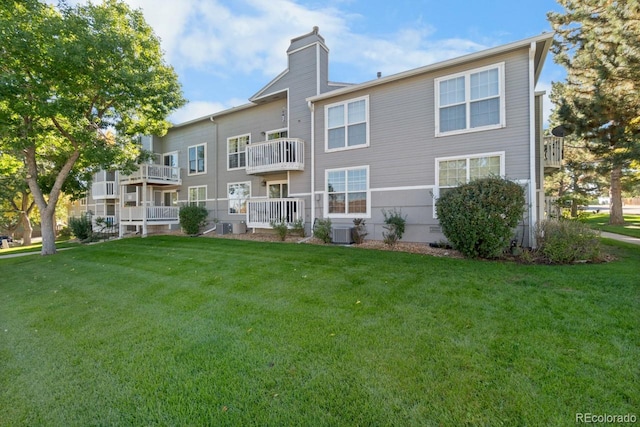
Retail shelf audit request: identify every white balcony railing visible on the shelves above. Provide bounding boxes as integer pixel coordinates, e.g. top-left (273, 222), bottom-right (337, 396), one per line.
top-left (247, 198), bottom-right (304, 228)
top-left (246, 138), bottom-right (304, 174)
top-left (120, 164), bottom-right (181, 184)
top-left (120, 206), bottom-right (180, 222)
top-left (544, 136), bottom-right (563, 169)
top-left (544, 196), bottom-right (562, 219)
top-left (91, 181), bottom-right (118, 199)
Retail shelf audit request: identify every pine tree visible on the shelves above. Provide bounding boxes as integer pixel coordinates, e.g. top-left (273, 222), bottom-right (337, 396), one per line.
top-left (548, 0), bottom-right (640, 225)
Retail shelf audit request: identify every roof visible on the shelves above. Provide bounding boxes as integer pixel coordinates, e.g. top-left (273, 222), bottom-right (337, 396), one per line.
top-left (306, 32), bottom-right (554, 103)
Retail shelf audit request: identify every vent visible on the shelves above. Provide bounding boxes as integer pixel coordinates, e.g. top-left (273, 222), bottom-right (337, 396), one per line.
top-left (332, 227), bottom-right (354, 244)
top-left (429, 226), bottom-right (442, 233)
top-left (216, 223), bottom-right (233, 235)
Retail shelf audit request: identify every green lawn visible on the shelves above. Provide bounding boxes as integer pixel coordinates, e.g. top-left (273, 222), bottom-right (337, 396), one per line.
top-left (1, 236), bottom-right (638, 426)
top-left (582, 213), bottom-right (640, 239)
top-left (0, 239), bottom-right (79, 256)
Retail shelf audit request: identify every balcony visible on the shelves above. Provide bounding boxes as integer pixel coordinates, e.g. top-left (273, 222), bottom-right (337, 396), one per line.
top-left (247, 198), bottom-right (304, 228)
top-left (544, 136), bottom-right (563, 171)
top-left (120, 164), bottom-right (181, 186)
top-left (120, 206), bottom-right (180, 223)
top-left (246, 138), bottom-right (304, 175)
top-left (91, 181), bottom-right (118, 200)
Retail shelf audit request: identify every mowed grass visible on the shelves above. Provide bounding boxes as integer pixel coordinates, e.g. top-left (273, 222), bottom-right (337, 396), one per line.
top-left (1, 236), bottom-right (638, 426)
top-left (582, 213), bottom-right (640, 239)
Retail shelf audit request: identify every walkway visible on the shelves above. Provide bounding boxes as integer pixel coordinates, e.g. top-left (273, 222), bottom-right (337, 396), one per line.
top-left (600, 232), bottom-right (640, 246)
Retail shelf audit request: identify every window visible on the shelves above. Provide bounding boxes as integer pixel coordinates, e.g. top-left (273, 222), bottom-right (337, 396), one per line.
top-left (188, 144), bottom-right (206, 175)
top-left (228, 134), bottom-right (249, 170)
top-left (436, 153), bottom-right (504, 197)
top-left (188, 186), bottom-right (207, 207)
top-left (325, 96), bottom-right (369, 151)
top-left (326, 166), bottom-right (369, 217)
top-left (435, 63), bottom-right (505, 136)
top-left (266, 129), bottom-right (288, 140)
top-left (228, 182), bottom-right (250, 214)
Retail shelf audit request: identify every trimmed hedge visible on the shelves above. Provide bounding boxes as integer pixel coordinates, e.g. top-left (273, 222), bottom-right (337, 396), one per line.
top-left (436, 177), bottom-right (525, 258)
top-left (179, 205), bottom-right (208, 235)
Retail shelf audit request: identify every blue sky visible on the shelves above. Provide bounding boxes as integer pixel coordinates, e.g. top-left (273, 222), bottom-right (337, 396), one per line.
top-left (57, 0), bottom-right (566, 125)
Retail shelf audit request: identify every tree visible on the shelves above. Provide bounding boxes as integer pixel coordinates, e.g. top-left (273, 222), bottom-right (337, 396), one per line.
top-left (548, 1), bottom-right (640, 225)
top-left (0, 153), bottom-right (37, 244)
top-left (0, 0), bottom-right (186, 255)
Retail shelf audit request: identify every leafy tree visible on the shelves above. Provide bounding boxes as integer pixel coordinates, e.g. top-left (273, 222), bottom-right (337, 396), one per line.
top-left (548, 1), bottom-right (640, 225)
top-left (0, 0), bottom-right (185, 255)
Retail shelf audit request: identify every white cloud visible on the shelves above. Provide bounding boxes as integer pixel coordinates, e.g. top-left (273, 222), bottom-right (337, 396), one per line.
top-left (168, 100), bottom-right (227, 124)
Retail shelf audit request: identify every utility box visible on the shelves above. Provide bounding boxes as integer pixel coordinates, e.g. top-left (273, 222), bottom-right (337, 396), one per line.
top-left (232, 222), bottom-right (247, 234)
top-left (216, 223), bottom-right (233, 235)
top-left (332, 227), bottom-right (354, 244)
top-left (1, 239), bottom-right (9, 249)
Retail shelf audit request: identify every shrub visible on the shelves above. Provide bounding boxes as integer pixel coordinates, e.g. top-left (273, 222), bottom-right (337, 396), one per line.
top-left (68, 214), bottom-right (93, 241)
top-left (270, 218), bottom-right (289, 241)
top-left (436, 177), bottom-right (525, 258)
top-left (179, 205), bottom-right (208, 235)
top-left (382, 208), bottom-right (407, 247)
top-left (313, 218), bottom-right (332, 243)
top-left (292, 218), bottom-right (305, 237)
top-left (536, 219), bottom-right (601, 264)
top-left (352, 218), bottom-right (368, 244)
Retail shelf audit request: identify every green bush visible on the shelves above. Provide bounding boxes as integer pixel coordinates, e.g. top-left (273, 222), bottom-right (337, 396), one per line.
top-left (313, 218), bottom-right (332, 243)
top-left (436, 177), bottom-right (525, 258)
top-left (270, 218), bottom-right (289, 241)
top-left (536, 219), bottom-right (601, 264)
top-left (382, 208), bottom-right (407, 247)
top-left (292, 218), bottom-right (305, 237)
top-left (179, 205), bottom-right (208, 235)
top-left (68, 214), bottom-right (93, 241)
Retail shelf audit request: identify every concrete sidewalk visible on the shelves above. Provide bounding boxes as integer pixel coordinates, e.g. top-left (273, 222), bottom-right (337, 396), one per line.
top-left (600, 232), bottom-right (640, 246)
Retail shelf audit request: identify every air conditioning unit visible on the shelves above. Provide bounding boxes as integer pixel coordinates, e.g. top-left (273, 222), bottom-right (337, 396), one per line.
top-left (332, 227), bottom-right (354, 244)
top-left (216, 223), bottom-right (233, 235)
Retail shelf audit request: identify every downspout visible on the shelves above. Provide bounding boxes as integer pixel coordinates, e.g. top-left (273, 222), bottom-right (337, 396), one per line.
top-left (528, 42), bottom-right (538, 248)
top-left (309, 100), bottom-right (315, 230)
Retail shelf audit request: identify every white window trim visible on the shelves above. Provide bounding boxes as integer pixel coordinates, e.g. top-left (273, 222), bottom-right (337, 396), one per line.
top-left (324, 95), bottom-right (370, 153)
top-left (227, 134), bottom-right (250, 171)
top-left (187, 185), bottom-right (207, 207)
top-left (324, 165), bottom-right (371, 219)
top-left (187, 143), bottom-right (207, 176)
top-left (433, 151), bottom-right (505, 217)
top-left (227, 181), bottom-right (251, 215)
top-left (163, 151), bottom-right (179, 167)
top-left (434, 62), bottom-right (506, 137)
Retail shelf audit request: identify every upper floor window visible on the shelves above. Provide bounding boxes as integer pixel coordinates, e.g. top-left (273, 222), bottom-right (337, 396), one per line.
top-left (228, 134), bottom-right (249, 170)
top-left (188, 143), bottom-right (206, 175)
top-left (325, 166), bottom-right (369, 218)
top-left (325, 96), bottom-right (369, 151)
top-left (435, 63), bottom-right (505, 136)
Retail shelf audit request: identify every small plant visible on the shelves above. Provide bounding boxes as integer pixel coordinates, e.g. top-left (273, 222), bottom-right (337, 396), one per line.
top-left (179, 205), bottom-right (208, 235)
top-left (292, 218), bottom-right (305, 237)
top-left (270, 218), bottom-right (289, 241)
top-left (536, 219), bottom-right (601, 264)
top-left (382, 208), bottom-right (407, 247)
top-left (68, 214), bottom-right (93, 241)
top-left (352, 218), bottom-right (368, 244)
top-left (313, 218), bottom-right (332, 243)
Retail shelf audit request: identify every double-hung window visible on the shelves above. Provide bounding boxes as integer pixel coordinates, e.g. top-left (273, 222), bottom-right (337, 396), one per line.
top-left (188, 186), bottom-right (207, 207)
top-left (326, 96), bottom-right (369, 151)
top-left (188, 144), bottom-right (206, 175)
top-left (228, 134), bottom-right (249, 170)
top-left (436, 152), bottom-right (504, 197)
top-left (435, 63), bottom-right (505, 136)
top-left (326, 166), bottom-right (369, 217)
top-left (228, 182), bottom-right (250, 214)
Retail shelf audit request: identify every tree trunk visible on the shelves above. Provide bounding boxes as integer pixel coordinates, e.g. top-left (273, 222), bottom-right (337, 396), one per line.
top-left (20, 212), bottom-right (33, 246)
top-left (40, 208), bottom-right (57, 256)
top-left (609, 166), bottom-right (624, 225)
